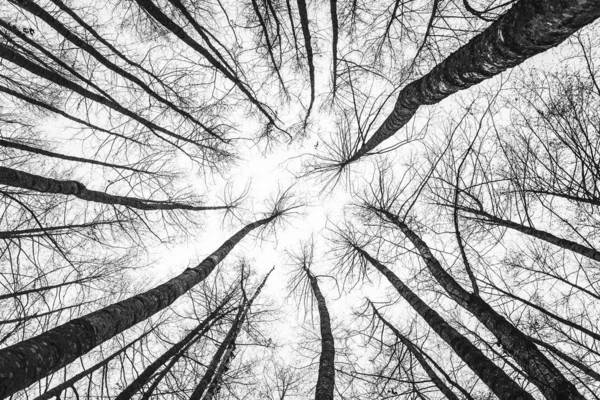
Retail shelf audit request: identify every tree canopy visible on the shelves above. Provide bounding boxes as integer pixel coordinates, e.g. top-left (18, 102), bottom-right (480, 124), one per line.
top-left (1, 0), bottom-right (600, 398)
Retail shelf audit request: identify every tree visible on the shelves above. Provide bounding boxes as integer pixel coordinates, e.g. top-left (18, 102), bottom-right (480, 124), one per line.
top-left (287, 239), bottom-right (336, 400)
top-left (331, 227), bottom-right (532, 399)
top-left (2, 0), bottom-right (600, 398)
top-left (0, 191), bottom-right (296, 396)
top-left (331, 0), bottom-right (600, 166)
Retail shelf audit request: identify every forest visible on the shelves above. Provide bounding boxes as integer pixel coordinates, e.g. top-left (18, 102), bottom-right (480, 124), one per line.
top-left (1, 0), bottom-right (600, 398)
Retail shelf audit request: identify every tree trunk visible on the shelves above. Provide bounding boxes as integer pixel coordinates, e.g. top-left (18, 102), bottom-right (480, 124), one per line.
top-left (0, 84), bottom-right (142, 145)
top-left (458, 205), bottom-right (600, 262)
top-left (0, 17), bottom-right (114, 103)
top-left (528, 335), bottom-right (600, 382)
top-left (0, 275), bottom-right (101, 301)
top-left (303, 267), bottom-right (335, 400)
top-left (377, 209), bottom-right (584, 400)
top-left (370, 303), bottom-right (460, 400)
top-left (355, 246), bottom-right (532, 400)
top-left (0, 166), bottom-right (224, 211)
top-left (0, 138), bottom-right (149, 174)
top-left (189, 269), bottom-right (273, 399)
top-left (0, 215), bottom-right (275, 397)
top-left (0, 43), bottom-right (199, 148)
top-left (346, 0), bottom-right (600, 163)
top-left (132, 0), bottom-right (277, 127)
top-left (11, 0), bottom-right (224, 143)
top-left (33, 328), bottom-right (154, 400)
top-left (295, 0), bottom-right (315, 123)
top-left (329, 0), bottom-right (338, 95)
top-left (115, 294), bottom-right (233, 400)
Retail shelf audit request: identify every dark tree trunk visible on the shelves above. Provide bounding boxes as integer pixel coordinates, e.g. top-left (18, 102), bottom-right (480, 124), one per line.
top-left (0, 216), bottom-right (275, 397)
top-left (303, 267), bottom-right (335, 400)
top-left (0, 43), bottom-right (199, 148)
top-left (329, 0), bottom-right (338, 95)
top-left (132, 0), bottom-right (277, 127)
top-left (0, 17), bottom-right (114, 103)
top-left (376, 209), bottom-right (584, 400)
top-left (370, 303), bottom-right (460, 400)
top-left (189, 269), bottom-right (273, 400)
top-left (0, 138), bottom-right (150, 174)
top-left (11, 0), bottom-right (224, 143)
top-left (0, 221), bottom-right (122, 240)
top-left (0, 84), bottom-right (142, 145)
top-left (458, 205), bottom-right (600, 262)
top-left (528, 335), bottom-right (600, 382)
top-left (295, 0), bottom-right (315, 122)
top-left (346, 0), bottom-right (600, 163)
top-left (0, 275), bottom-right (101, 301)
top-left (115, 294), bottom-right (232, 400)
top-left (33, 328), bottom-right (154, 400)
top-left (355, 246), bottom-right (532, 400)
top-left (0, 166), bottom-right (224, 211)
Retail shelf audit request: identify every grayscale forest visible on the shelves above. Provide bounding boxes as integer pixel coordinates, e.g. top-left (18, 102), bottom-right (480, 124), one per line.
top-left (1, 0), bottom-right (599, 398)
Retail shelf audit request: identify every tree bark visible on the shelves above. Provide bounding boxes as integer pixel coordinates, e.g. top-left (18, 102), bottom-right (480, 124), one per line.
top-left (11, 0), bottom-right (224, 143)
top-left (296, 0), bottom-right (315, 122)
top-left (0, 166), bottom-right (223, 211)
top-left (346, 0), bottom-right (600, 163)
top-left (115, 295), bottom-right (232, 400)
top-left (0, 138), bottom-right (150, 174)
top-left (376, 208), bottom-right (584, 400)
top-left (458, 205), bottom-right (600, 262)
top-left (33, 328), bottom-right (154, 400)
top-left (189, 269), bottom-right (273, 399)
top-left (329, 0), bottom-right (338, 95)
top-left (132, 0), bottom-right (277, 127)
top-left (0, 43), bottom-right (200, 148)
top-left (355, 246), bottom-right (532, 400)
top-left (528, 335), bottom-right (600, 382)
top-left (370, 303), bottom-right (460, 400)
top-left (0, 275), bottom-right (101, 301)
top-left (303, 267), bottom-right (335, 400)
top-left (0, 215), bottom-right (275, 397)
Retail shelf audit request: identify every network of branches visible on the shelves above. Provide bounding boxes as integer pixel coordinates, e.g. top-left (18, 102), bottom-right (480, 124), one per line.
top-left (0, 0), bottom-right (599, 399)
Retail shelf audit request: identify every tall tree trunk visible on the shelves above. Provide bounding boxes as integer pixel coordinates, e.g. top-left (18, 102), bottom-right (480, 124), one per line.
top-left (10, 0), bottom-right (224, 143)
top-left (458, 205), bottom-right (600, 262)
top-left (528, 335), bottom-right (600, 382)
top-left (201, 328), bottom-right (238, 400)
top-left (0, 215), bottom-right (275, 397)
top-left (419, 349), bottom-right (475, 400)
top-left (132, 0), bottom-right (277, 128)
top-left (295, 0), bottom-right (315, 123)
top-left (115, 294), bottom-right (233, 400)
top-left (354, 246), bottom-right (533, 400)
top-left (303, 266), bottom-right (335, 400)
top-left (0, 84), bottom-right (142, 146)
top-left (345, 0), bottom-right (600, 164)
top-left (189, 269), bottom-right (273, 400)
top-left (0, 17), bottom-right (115, 103)
top-left (375, 208), bottom-right (584, 400)
top-left (0, 275), bottom-right (101, 301)
top-left (0, 166), bottom-right (224, 211)
top-left (0, 138), bottom-right (150, 174)
top-left (329, 0), bottom-right (338, 95)
top-left (0, 221), bottom-right (123, 240)
top-left (490, 285), bottom-right (600, 342)
top-left (0, 43), bottom-right (200, 148)
top-left (370, 302), bottom-right (459, 400)
top-left (33, 328), bottom-right (155, 400)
